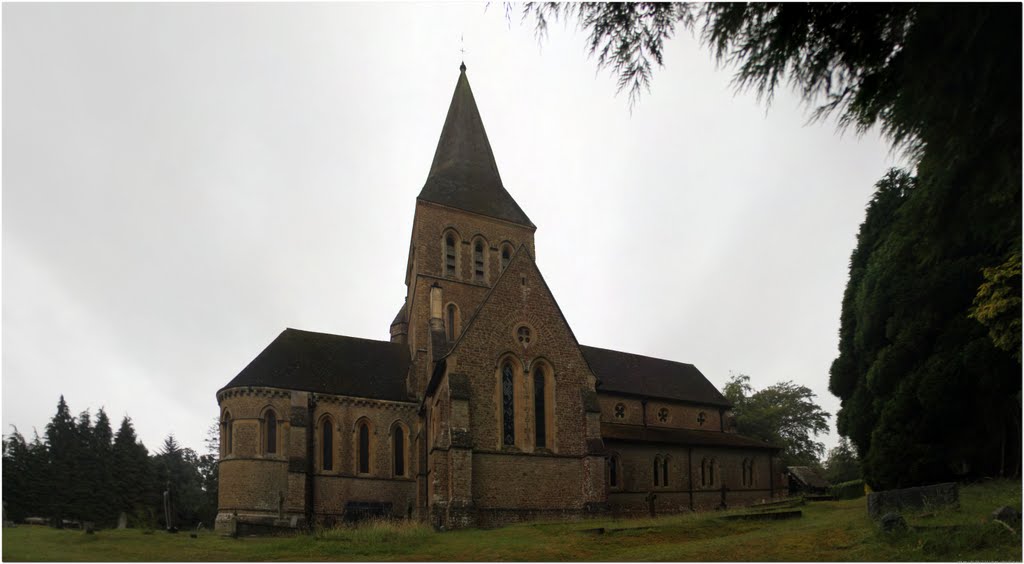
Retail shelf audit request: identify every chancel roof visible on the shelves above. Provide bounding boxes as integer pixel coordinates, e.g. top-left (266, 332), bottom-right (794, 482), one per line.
top-left (581, 345), bottom-right (732, 407)
top-left (220, 329), bottom-right (410, 402)
top-left (417, 64), bottom-right (534, 228)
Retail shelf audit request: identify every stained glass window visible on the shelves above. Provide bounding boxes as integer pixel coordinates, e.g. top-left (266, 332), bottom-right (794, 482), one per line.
top-left (322, 419), bottom-right (333, 471)
top-left (358, 423), bottom-right (370, 473)
top-left (265, 410), bottom-right (277, 454)
top-left (501, 246), bottom-right (511, 270)
top-left (517, 326), bottom-right (531, 344)
top-left (394, 426), bottom-right (405, 477)
top-left (502, 363), bottom-right (515, 446)
top-left (222, 412), bottom-right (232, 456)
top-left (534, 366), bottom-right (546, 449)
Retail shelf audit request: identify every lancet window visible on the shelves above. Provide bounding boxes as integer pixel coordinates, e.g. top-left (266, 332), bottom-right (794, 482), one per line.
top-left (321, 417), bottom-right (334, 471)
top-left (264, 409), bottom-right (277, 454)
top-left (502, 361), bottom-right (515, 446)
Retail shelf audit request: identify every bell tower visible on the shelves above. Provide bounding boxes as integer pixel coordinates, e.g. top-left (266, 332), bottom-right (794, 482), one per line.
top-left (390, 64), bottom-right (538, 399)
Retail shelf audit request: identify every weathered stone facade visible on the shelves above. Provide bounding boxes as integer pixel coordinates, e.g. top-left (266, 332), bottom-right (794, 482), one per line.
top-left (215, 65), bottom-right (780, 533)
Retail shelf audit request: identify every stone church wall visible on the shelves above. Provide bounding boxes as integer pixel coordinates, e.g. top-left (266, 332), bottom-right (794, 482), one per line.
top-left (606, 442), bottom-right (775, 515)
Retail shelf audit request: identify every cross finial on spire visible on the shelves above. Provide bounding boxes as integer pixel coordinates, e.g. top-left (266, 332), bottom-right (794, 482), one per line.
top-left (460, 34), bottom-right (467, 72)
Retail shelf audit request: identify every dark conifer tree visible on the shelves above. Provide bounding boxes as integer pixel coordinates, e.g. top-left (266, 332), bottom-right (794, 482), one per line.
top-left (45, 396), bottom-right (77, 527)
top-left (3, 428), bottom-right (32, 522)
top-left (112, 416), bottom-right (154, 526)
top-left (92, 409), bottom-right (116, 525)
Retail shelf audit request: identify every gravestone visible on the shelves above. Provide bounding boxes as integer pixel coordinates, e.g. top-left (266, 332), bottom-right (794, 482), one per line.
top-left (992, 506), bottom-right (1021, 526)
top-left (867, 482), bottom-right (959, 520)
top-left (878, 512), bottom-right (907, 533)
top-left (117, 512), bottom-right (128, 529)
top-left (163, 481), bottom-right (178, 533)
top-left (644, 491), bottom-right (657, 518)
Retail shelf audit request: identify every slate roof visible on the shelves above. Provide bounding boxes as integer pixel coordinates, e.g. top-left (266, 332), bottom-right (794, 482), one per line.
top-left (219, 329), bottom-right (411, 402)
top-left (601, 423), bottom-right (777, 450)
top-left (580, 345), bottom-right (732, 407)
top-left (418, 64), bottom-right (534, 228)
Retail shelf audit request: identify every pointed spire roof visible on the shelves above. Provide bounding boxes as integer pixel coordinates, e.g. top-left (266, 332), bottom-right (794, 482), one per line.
top-left (418, 64), bottom-right (534, 228)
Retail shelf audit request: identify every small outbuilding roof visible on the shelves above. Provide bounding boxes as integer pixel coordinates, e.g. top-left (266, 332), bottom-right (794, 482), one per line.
top-left (581, 345), bottom-right (732, 407)
top-left (219, 328), bottom-right (410, 402)
top-left (787, 466), bottom-right (831, 489)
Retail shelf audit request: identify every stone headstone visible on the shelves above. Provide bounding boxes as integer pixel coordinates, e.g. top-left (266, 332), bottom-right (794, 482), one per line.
top-left (117, 512), bottom-right (128, 530)
top-left (878, 512), bottom-right (907, 533)
top-left (992, 506), bottom-right (1021, 525)
top-left (867, 482), bottom-right (959, 520)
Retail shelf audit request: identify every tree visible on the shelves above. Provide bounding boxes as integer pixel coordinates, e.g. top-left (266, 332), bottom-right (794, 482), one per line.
top-left (195, 419), bottom-right (220, 527)
top-left (723, 374), bottom-right (830, 467)
top-left (45, 396), bottom-right (77, 527)
top-left (823, 437), bottom-right (860, 484)
top-left (112, 416), bottom-right (155, 526)
top-left (153, 434), bottom-right (205, 529)
top-left (829, 168), bottom-right (1021, 488)
top-left (2, 427), bottom-right (48, 522)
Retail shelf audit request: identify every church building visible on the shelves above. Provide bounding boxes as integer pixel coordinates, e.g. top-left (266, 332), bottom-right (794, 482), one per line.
top-left (215, 64), bottom-right (781, 533)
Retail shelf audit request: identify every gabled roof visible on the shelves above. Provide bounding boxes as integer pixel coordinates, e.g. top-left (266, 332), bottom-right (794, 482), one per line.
top-left (581, 345), bottom-right (732, 407)
top-left (417, 64), bottom-right (534, 228)
top-left (601, 423), bottom-right (777, 450)
top-left (220, 329), bottom-right (410, 402)
top-left (787, 466), bottom-right (831, 489)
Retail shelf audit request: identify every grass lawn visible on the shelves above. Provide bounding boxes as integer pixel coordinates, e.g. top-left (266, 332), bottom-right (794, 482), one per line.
top-left (3, 479), bottom-right (1020, 562)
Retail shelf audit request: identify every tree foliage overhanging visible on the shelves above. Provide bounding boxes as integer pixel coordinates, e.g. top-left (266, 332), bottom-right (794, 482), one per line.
top-left (522, 3), bottom-right (1022, 488)
top-left (2, 396), bottom-right (218, 529)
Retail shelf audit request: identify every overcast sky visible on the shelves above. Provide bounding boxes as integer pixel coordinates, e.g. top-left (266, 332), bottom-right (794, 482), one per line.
top-left (3, 3), bottom-right (905, 456)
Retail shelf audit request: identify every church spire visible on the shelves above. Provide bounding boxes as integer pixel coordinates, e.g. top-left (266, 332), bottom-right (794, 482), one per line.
top-left (417, 64), bottom-right (534, 228)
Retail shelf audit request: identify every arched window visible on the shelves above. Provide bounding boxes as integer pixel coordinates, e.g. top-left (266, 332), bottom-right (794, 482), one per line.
top-left (742, 458), bottom-right (754, 487)
top-left (473, 240), bottom-right (485, 282)
top-left (501, 362), bottom-right (515, 446)
top-left (264, 409), bottom-right (277, 454)
top-left (662, 456), bottom-right (670, 487)
top-left (701, 458), bottom-right (708, 487)
top-left (501, 244), bottom-right (513, 271)
top-left (321, 417), bottom-right (334, 471)
top-left (534, 365), bottom-right (546, 449)
top-left (358, 421), bottom-right (371, 474)
top-left (653, 456), bottom-right (661, 487)
top-left (709, 458), bottom-right (717, 487)
top-left (221, 411), bottom-right (233, 456)
top-left (393, 424), bottom-right (406, 477)
top-left (446, 303), bottom-right (458, 341)
top-left (608, 455), bottom-right (619, 488)
top-left (444, 233), bottom-right (457, 277)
